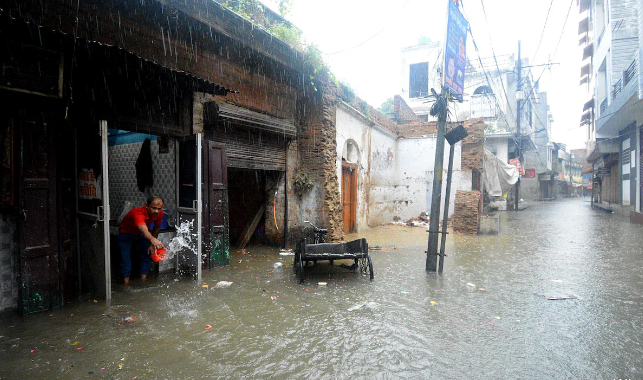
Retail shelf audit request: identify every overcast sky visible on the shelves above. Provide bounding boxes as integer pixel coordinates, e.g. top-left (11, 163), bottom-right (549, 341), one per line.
top-left (264, 0), bottom-right (584, 149)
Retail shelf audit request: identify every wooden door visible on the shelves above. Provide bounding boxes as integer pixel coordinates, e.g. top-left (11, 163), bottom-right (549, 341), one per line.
top-left (204, 141), bottom-right (229, 267)
top-left (342, 162), bottom-right (357, 234)
top-left (17, 112), bottom-right (61, 315)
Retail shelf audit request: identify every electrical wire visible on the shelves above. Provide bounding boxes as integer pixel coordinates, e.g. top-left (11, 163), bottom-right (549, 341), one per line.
top-left (327, 0), bottom-right (414, 56)
top-left (531, 0), bottom-right (554, 64)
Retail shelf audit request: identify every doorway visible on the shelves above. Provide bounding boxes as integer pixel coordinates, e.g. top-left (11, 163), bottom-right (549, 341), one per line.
top-left (342, 162), bottom-right (358, 234)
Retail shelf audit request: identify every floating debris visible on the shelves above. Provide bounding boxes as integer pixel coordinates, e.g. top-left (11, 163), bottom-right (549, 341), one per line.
top-left (279, 249), bottom-right (294, 256)
top-left (318, 282), bottom-right (327, 286)
top-left (538, 293), bottom-right (578, 300)
top-left (430, 300), bottom-right (437, 306)
top-left (466, 283), bottom-right (476, 288)
top-left (348, 302), bottom-right (379, 311)
top-left (204, 325), bottom-right (212, 330)
top-left (214, 281), bottom-right (233, 288)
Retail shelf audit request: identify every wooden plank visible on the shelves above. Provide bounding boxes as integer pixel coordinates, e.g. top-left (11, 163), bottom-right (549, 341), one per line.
top-left (235, 204), bottom-right (265, 249)
top-left (304, 238), bottom-right (367, 255)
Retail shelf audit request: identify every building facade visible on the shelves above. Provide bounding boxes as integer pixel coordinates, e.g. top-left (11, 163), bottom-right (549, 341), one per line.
top-left (580, 0), bottom-right (643, 216)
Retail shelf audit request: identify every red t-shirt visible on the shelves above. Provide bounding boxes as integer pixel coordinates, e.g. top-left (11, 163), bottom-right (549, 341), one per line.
top-left (119, 206), bottom-right (164, 235)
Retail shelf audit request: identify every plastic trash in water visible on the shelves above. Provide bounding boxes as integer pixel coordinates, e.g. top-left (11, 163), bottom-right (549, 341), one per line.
top-left (279, 249), bottom-right (294, 256)
top-left (348, 302), bottom-right (379, 311)
top-left (430, 300), bottom-right (437, 305)
top-left (466, 283), bottom-right (476, 288)
top-left (214, 281), bottom-right (233, 288)
top-left (123, 316), bottom-right (134, 323)
top-left (318, 282), bottom-right (327, 286)
top-left (273, 262), bottom-right (283, 269)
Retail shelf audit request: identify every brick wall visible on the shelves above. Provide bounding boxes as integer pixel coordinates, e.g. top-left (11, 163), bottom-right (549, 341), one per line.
top-left (452, 190), bottom-right (480, 234)
top-left (394, 95), bottom-right (419, 123)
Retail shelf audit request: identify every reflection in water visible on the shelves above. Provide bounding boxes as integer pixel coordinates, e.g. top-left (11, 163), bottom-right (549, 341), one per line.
top-left (1, 199), bottom-right (642, 379)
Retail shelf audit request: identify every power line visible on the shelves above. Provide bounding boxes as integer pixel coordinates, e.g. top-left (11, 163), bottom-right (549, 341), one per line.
top-left (531, 0), bottom-right (554, 64)
top-left (327, 0), bottom-right (414, 56)
top-left (522, 0), bottom-right (574, 105)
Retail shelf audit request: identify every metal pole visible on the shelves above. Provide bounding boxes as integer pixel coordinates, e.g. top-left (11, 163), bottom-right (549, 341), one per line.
top-left (515, 41), bottom-right (521, 211)
top-left (438, 143), bottom-right (455, 274)
top-left (426, 88), bottom-right (448, 272)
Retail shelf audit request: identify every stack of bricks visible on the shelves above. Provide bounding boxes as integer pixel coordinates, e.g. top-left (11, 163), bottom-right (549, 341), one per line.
top-left (452, 190), bottom-right (481, 235)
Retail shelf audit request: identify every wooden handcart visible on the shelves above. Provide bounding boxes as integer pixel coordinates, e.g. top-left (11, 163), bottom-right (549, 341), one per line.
top-left (295, 238), bottom-right (374, 284)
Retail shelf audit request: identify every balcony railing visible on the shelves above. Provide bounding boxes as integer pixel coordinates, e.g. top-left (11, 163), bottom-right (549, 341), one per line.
top-left (624, 59), bottom-right (637, 86)
top-left (612, 78), bottom-right (622, 99)
top-left (611, 57), bottom-right (637, 101)
top-left (600, 98), bottom-right (608, 115)
top-left (597, 26), bottom-right (606, 46)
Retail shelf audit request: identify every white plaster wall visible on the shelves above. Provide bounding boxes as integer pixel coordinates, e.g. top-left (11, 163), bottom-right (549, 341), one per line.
top-left (368, 126), bottom-right (398, 225)
top-left (397, 137), bottom-right (466, 220)
top-left (484, 137), bottom-right (510, 163)
top-left (335, 106), bottom-right (371, 232)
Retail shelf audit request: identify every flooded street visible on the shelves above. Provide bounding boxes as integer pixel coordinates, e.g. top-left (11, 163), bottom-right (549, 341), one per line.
top-left (2, 198), bottom-right (643, 379)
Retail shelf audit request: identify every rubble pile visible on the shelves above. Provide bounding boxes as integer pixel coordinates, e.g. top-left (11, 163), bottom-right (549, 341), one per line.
top-left (452, 190), bottom-right (481, 234)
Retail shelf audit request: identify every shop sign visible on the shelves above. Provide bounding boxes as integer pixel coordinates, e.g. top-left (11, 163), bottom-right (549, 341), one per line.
top-left (443, 0), bottom-right (468, 97)
top-left (509, 158), bottom-right (525, 175)
top-left (524, 169), bottom-right (536, 178)
top-left (597, 167), bottom-right (610, 177)
top-left (79, 168), bottom-right (102, 200)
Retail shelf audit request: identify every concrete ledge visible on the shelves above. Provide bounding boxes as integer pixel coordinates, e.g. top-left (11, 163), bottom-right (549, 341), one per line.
top-left (478, 214), bottom-right (500, 235)
top-left (592, 203), bottom-right (613, 213)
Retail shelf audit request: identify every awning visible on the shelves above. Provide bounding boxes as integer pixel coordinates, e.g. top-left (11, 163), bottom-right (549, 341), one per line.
top-left (578, 17), bottom-right (589, 35)
top-left (580, 63), bottom-right (591, 78)
top-left (582, 43), bottom-right (593, 60)
top-left (579, 0), bottom-right (590, 13)
top-left (582, 98), bottom-right (594, 111)
top-left (580, 111), bottom-right (592, 123)
top-left (217, 102), bottom-right (296, 137)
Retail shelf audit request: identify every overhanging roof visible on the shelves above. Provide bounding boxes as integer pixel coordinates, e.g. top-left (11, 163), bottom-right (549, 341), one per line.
top-left (218, 102), bottom-right (296, 137)
top-left (0, 10), bottom-right (236, 97)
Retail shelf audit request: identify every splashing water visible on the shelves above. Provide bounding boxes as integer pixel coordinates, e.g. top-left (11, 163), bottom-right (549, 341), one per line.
top-left (165, 220), bottom-right (198, 259)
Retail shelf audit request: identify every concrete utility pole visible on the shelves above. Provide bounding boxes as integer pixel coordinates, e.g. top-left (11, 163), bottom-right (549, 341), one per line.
top-left (514, 41), bottom-right (522, 211)
top-left (426, 87), bottom-right (448, 272)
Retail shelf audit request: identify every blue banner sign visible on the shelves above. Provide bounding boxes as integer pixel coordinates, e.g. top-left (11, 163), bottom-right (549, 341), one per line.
top-left (443, 0), bottom-right (468, 97)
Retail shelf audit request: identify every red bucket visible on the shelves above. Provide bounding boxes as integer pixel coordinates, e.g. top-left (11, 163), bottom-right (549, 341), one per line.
top-left (151, 248), bottom-right (166, 262)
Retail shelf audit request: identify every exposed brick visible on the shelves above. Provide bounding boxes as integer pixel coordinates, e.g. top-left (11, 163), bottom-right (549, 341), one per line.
top-left (452, 190), bottom-right (481, 235)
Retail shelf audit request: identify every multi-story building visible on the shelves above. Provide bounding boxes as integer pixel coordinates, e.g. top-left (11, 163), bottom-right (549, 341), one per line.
top-left (399, 40), bottom-right (557, 205)
top-left (580, 0), bottom-right (642, 216)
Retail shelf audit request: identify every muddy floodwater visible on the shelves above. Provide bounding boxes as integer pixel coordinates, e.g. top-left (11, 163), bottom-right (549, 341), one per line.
top-left (1, 198), bottom-right (643, 379)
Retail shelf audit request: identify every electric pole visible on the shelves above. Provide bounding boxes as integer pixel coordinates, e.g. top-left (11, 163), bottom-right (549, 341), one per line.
top-left (514, 41), bottom-right (522, 211)
top-left (426, 87), bottom-right (448, 272)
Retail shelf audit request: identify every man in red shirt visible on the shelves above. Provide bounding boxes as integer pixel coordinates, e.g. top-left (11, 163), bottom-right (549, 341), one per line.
top-left (118, 196), bottom-right (166, 284)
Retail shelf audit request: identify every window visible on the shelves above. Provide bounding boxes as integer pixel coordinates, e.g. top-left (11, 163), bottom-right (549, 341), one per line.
top-left (470, 86), bottom-right (496, 118)
top-left (409, 62), bottom-right (429, 98)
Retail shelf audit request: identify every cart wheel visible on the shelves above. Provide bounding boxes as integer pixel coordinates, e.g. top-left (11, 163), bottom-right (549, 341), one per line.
top-left (367, 255), bottom-right (374, 280)
top-left (298, 257), bottom-right (305, 284)
top-left (294, 253), bottom-right (301, 273)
